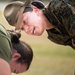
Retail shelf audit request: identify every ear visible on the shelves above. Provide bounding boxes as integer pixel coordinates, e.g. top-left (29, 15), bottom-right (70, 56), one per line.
top-left (33, 7), bottom-right (39, 15)
top-left (12, 53), bottom-right (21, 60)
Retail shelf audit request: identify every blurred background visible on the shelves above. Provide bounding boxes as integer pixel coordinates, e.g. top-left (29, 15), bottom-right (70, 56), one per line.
top-left (0, 0), bottom-right (75, 75)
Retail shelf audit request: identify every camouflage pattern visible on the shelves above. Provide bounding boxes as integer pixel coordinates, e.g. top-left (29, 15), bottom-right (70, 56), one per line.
top-left (43, 0), bottom-right (75, 49)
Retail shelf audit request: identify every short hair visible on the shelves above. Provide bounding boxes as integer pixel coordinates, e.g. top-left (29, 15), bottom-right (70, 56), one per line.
top-left (23, 1), bottom-right (45, 13)
top-left (23, 4), bottom-right (34, 13)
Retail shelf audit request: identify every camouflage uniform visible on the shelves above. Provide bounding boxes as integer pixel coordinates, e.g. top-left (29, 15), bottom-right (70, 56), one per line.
top-left (43, 0), bottom-right (75, 49)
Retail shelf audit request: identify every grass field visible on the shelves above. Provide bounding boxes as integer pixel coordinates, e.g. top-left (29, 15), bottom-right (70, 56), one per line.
top-left (0, 1), bottom-right (75, 75)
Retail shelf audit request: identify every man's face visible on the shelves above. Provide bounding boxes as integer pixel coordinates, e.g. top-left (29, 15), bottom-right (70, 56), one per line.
top-left (10, 53), bottom-right (27, 74)
top-left (19, 9), bottom-right (44, 36)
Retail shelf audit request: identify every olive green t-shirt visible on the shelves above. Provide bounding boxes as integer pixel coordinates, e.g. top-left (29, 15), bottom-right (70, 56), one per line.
top-left (0, 24), bottom-right (12, 63)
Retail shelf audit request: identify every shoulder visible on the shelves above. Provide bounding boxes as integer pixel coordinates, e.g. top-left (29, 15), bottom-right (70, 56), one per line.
top-left (0, 24), bottom-right (12, 63)
top-left (0, 24), bottom-right (11, 39)
top-left (0, 24), bottom-right (8, 35)
top-left (46, 0), bottom-right (75, 10)
top-left (0, 58), bottom-right (11, 75)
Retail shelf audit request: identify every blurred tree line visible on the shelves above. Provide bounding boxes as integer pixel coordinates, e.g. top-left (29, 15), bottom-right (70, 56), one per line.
top-left (0, 0), bottom-right (37, 1)
top-left (0, 0), bottom-right (50, 1)
top-left (0, 0), bottom-right (24, 1)
top-left (11, 0), bottom-right (42, 1)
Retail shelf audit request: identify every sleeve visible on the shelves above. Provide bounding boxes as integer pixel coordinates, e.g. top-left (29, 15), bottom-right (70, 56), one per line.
top-left (0, 24), bottom-right (12, 63)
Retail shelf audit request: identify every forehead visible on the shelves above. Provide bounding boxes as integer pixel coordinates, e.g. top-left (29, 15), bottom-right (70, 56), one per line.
top-left (22, 12), bottom-right (31, 18)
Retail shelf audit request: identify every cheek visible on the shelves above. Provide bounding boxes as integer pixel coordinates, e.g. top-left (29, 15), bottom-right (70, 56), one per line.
top-left (28, 17), bottom-right (35, 24)
top-left (37, 26), bottom-right (44, 33)
top-left (18, 64), bottom-right (27, 73)
top-left (36, 19), bottom-right (43, 30)
top-left (28, 14), bottom-right (39, 24)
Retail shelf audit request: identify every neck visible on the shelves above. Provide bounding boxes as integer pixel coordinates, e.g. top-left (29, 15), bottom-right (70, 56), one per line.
top-left (41, 10), bottom-right (54, 30)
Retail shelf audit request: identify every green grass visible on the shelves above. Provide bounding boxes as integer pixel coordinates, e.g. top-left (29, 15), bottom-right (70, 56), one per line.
top-left (15, 33), bottom-right (75, 75)
top-left (0, 2), bottom-right (75, 75)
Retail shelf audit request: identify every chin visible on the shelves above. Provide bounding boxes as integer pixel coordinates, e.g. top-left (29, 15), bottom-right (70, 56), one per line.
top-left (34, 33), bottom-right (42, 36)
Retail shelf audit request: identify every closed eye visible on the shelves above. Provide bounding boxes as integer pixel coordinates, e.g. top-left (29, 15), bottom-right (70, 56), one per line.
top-left (14, 70), bottom-right (19, 74)
top-left (23, 20), bottom-right (26, 24)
